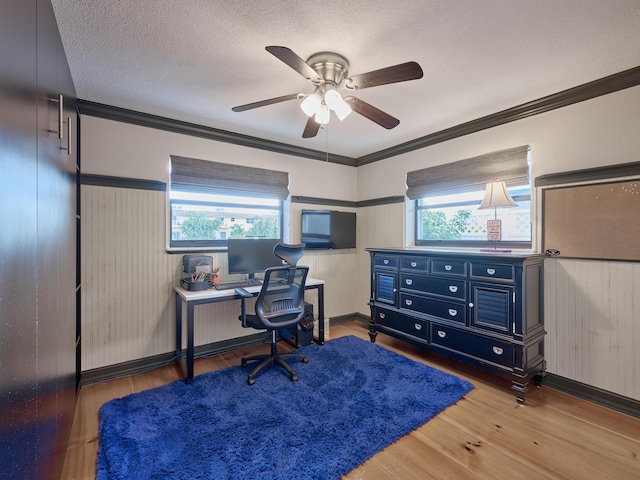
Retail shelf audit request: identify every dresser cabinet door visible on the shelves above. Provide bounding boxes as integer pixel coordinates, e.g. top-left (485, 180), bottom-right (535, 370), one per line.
top-left (470, 282), bottom-right (514, 334)
top-left (374, 271), bottom-right (397, 305)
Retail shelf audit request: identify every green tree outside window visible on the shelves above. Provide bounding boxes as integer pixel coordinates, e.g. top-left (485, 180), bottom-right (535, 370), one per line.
top-left (180, 211), bottom-right (223, 240)
top-left (422, 210), bottom-right (471, 240)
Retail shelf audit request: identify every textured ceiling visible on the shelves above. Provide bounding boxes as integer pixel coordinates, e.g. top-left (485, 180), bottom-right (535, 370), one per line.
top-left (51, 0), bottom-right (640, 159)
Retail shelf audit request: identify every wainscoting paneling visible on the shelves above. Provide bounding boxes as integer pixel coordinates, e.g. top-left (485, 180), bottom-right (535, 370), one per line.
top-left (290, 202), bottom-right (358, 318)
top-left (545, 257), bottom-right (640, 401)
top-left (355, 202), bottom-right (406, 315)
top-left (81, 187), bottom-right (358, 371)
top-left (82, 185), bottom-right (173, 370)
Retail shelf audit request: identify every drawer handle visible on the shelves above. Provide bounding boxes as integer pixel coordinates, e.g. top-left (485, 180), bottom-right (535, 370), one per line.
top-left (411, 262), bottom-right (417, 267)
top-left (379, 312), bottom-right (386, 319)
top-left (405, 279), bottom-right (413, 286)
top-left (383, 259), bottom-right (389, 264)
top-left (449, 285), bottom-right (458, 293)
top-left (448, 309), bottom-right (457, 317)
top-left (405, 299), bottom-right (413, 306)
top-left (487, 268), bottom-right (496, 275)
top-left (445, 264), bottom-right (452, 271)
top-left (414, 323), bottom-right (422, 331)
top-left (492, 346), bottom-right (504, 355)
top-left (437, 330), bottom-right (446, 338)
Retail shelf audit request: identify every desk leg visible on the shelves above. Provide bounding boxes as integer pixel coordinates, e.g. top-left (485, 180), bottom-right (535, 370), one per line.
top-left (187, 302), bottom-right (195, 383)
top-left (175, 294), bottom-right (182, 361)
top-left (317, 284), bottom-right (325, 345)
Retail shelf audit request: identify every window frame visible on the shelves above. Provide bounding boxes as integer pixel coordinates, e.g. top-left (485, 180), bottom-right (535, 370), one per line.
top-left (407, 146), bottom-right (532, 250)
top-left (167, 155), bottom-right (289, 251)
top-left (414, 189), bottom-right (532, 249)
top-left (168, 194), bottom-right (284, 251)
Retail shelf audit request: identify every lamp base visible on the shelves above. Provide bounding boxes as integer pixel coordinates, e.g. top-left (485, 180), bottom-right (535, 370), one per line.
top-left (480, 248), bottom-right (512, 253)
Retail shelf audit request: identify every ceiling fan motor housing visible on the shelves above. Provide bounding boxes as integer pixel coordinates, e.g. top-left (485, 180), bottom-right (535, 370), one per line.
top-left (306, 52), bottom-right (350, 87)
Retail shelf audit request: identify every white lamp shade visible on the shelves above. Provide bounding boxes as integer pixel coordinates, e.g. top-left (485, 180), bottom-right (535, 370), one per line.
top-left (325, 89), bottom-right (352, 121)
top-left (333, 96), bottom-right (352, 121)
top-left (314, 104), bottom-right (330, 125)
top-left (478, 180), bottom-right (518, 209)
top-left (300, 93), bottom-right (321, 117)
top-left (324, 89), bottom-right (341, 108)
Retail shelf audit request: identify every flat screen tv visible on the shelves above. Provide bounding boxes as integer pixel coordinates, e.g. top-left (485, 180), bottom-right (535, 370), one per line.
top-left (227, 238), bottom-right (282, 278)
top-left (301, 210), bottom-right (356, 249)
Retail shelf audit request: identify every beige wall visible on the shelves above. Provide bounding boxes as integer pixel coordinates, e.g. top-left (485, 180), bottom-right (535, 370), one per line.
top-left (81, 85), bottom-right (640, 401)
top-left (81, 115), bottom-right (358, 200)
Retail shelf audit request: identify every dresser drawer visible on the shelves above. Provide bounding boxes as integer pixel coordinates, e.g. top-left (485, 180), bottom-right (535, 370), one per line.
top-left (431, 325), bottom-right (513, 368)
top-left (400, 273), bottom-right (466, 300)
top-left (432, 259), bottom-right (466, 276)
top-left (470, 262), bottom-right (514, 281)
top-left (400, 257), bottom-right (430, 272)
top-left (374, 255), bottom-right (399, 269)
top-left (400, 293), bottom-right (465, 324)
top-left (373, 308), bottom-right (429, 341)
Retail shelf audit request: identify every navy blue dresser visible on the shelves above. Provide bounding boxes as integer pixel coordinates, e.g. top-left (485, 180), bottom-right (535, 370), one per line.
top-left (367, 248), bottom-right (546, 403)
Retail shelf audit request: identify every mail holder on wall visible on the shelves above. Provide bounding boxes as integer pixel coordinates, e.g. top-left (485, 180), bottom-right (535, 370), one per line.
top-left (180, 277), bottom-right (213, 291)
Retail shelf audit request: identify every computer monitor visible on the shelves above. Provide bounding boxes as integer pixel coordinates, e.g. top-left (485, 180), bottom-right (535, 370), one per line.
top-left (227, 238), bottom-right (283, 278)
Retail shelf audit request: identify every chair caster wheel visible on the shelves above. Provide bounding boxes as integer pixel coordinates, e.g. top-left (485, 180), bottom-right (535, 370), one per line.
top-left (291, 374), bottom-right (298, 382)
top-left (241, 359), bottom-right (248, 367)
top-left (302, 357), bottom-right (309, 363)
top-left (247, 377), bottom-right (256, 386)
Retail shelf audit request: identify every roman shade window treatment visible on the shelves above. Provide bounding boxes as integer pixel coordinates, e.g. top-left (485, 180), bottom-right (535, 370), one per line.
top-left (170, 155), bottom-right (289, 200)
top-left (406, 145), bottom-right (530, 199)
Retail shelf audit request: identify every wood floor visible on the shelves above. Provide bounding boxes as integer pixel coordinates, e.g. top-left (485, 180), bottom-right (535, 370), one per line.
top-left (62, 321), bottom-right (640, 479)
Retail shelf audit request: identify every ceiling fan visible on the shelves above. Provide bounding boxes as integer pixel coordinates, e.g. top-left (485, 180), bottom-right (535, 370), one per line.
top-left (232, 46), bottom-right (423, 138)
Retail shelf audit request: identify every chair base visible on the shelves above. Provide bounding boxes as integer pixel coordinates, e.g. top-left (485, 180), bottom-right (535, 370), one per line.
top-left (242, 351), bottom-right (308, 385)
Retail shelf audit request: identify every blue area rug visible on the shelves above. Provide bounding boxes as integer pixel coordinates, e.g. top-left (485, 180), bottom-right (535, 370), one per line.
top-left (97, 335), bottom-right (473, 479)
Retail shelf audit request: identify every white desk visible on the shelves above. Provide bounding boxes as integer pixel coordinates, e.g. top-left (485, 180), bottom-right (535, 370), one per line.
top-left (174, 277), bottom-right (325, 383)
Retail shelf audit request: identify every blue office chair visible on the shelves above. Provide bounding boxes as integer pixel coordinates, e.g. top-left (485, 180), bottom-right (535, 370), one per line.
top-left (235, 243), bottom-right (309, 385)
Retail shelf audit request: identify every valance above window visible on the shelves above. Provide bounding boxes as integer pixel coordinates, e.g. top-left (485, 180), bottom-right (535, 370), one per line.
top-left (170, 155), bottom-right (290, 200)
top-left (406, 145), bottom-right (530, 199)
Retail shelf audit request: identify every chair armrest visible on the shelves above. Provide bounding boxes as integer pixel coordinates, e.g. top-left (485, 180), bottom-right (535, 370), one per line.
top-left (235, 287), bottom-right (252, 328)
top-left (235, 287), bottom-right (252, 298)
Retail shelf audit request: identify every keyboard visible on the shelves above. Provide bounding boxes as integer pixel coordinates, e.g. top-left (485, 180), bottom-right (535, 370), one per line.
top-left (214, 278), bottom-right (263, 290)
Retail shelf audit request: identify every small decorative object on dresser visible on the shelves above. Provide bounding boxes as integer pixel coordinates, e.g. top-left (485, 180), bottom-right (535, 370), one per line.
top-left (367, 247), bottom-right (546, 404)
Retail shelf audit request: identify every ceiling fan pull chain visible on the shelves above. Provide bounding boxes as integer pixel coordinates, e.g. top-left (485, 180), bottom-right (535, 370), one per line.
top-left (325, 123), bottom-right (329, 162)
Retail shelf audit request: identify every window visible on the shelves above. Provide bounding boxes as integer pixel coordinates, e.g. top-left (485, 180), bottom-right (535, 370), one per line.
top-left (415, 186), bottom-right (531, 247)
top-left (408, 146), bottom-right (532, 249)
top-left (169, 155), bottom-right (288, 249)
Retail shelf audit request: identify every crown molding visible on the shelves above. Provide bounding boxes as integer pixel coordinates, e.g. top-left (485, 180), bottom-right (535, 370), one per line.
top-left (77, 100), bottom-right (357, 167)
top-left (78, 65), bottom-right (640, 168)
top-left (355, 65), bottom-right (640, 166)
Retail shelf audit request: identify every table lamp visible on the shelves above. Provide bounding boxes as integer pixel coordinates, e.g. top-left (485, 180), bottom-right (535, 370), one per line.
top-left (478, 178), bottom-right (517, 252)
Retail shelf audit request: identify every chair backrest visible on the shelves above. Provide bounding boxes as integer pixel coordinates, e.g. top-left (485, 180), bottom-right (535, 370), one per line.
top-left (253, 244), bottom-right (308, 330)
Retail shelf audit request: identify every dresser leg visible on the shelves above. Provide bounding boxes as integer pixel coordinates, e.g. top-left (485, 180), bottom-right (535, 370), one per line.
top-left (512, 381), bottom-right (529, 405)
top-left (532, 371), bottom-right (546, 387)
top-left (368, 320), bottom-right (378, 343)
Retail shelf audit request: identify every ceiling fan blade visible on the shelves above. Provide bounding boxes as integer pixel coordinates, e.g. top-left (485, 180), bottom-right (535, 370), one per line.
top-left (302, 116), bottom-right (320, 138)
top-left (232, 93), bottom-right (299, 112)
top-left (346, 61), bottom-right (423, 90)
top-left (266, 46), bottom-right (320, 81)
top-left (344, 96), bottom-right (400, 129)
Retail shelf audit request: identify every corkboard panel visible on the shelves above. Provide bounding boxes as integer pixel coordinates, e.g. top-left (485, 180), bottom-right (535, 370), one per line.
top-left (542, 180), bottom-right (640, 261)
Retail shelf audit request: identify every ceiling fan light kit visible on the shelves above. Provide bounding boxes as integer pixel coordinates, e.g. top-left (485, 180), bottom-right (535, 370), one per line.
top-left (232, 46), bottom-right (424, 138)
top-left (300, 87), bottom-right (352, 124)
